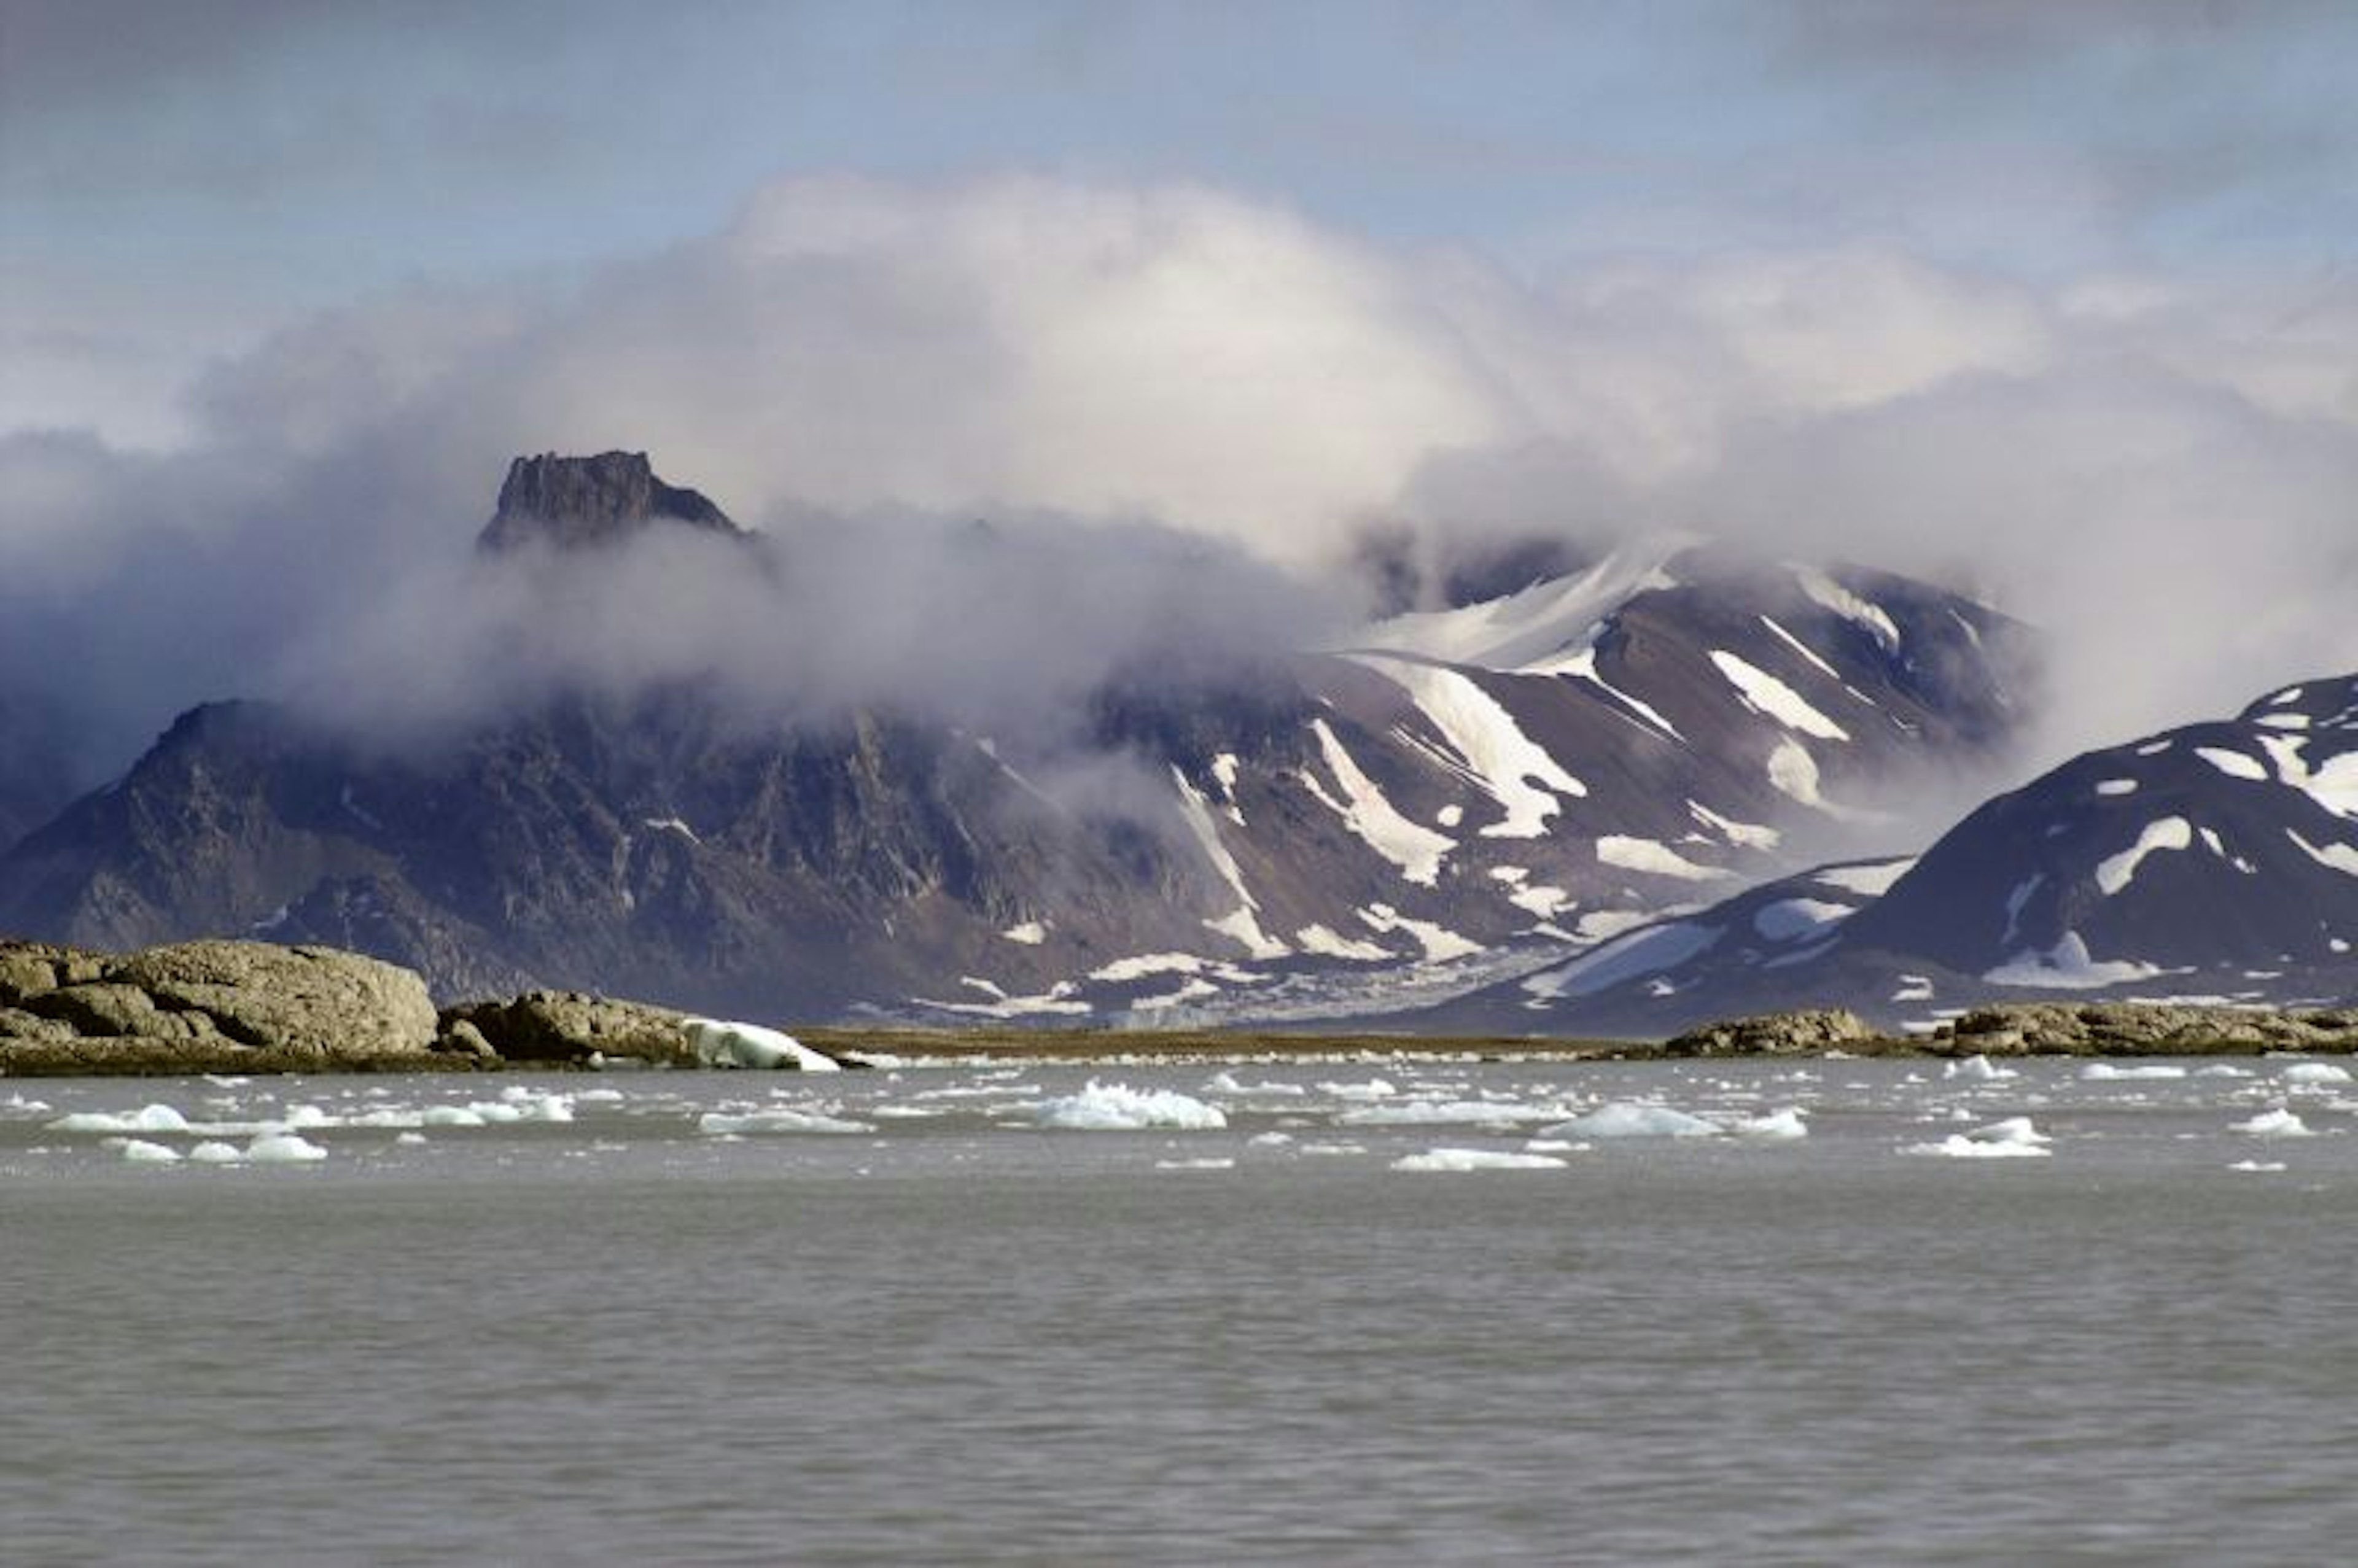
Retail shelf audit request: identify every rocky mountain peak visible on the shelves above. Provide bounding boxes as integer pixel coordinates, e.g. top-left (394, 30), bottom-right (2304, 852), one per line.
top-left (477, 451), bottom-right (744, 553)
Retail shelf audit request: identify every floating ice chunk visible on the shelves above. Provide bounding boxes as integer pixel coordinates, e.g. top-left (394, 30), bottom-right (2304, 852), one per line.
top-left (247, 1131), bottom-right (330, 1163)
top-left (2081, 1063), bottom-right (2188, 1081)
top-left (112, 1138), bottom-right (181, 1163)
top-left (1546, 1102), bottom-right (1721, 1139)
top-left (1728, 1108), bottom-right (1810, 1139)
top-left (1318, 1077), bottom-right (1398, 1101)
top-left (394, 1131), bottom-right (429, 1147)
top-left (1905, 1117), bottom-right (2053, 1159)
top-left (1971, 1116), bottom-right (2051, 1145)
top-left (2196, 1065), bottom-right (2255, 1079)
top-left (688, 1019), bottom-right (841, 1071)
top-left (189, 1140), bottom-right (245, 1163)
top-left (1031, 1082), bottom-right (1228, 1131)
top-left (2281, 1062), bottom-right (2353, 1084)
top-left (698, 1108), bottom-right (872, 1135)
top-left (421, 1105), bottom-right (488, 1128)
top-left (50, 1103), bottom-right (190, 1135)
top-left (1942, 1055), bottom-right (2015, 1081)
top-left (1391, 1147), bottom-right (1567, 1172)
top-left (2233, 1109), bottom-right (2314, 1138)
top-left (2228, 1160), bottom-right (2288, 1173)
top-left (1154, 1157), bottom-right (1235, 1172)
top-left (1339, 1098), bottom-right (1560, 1127)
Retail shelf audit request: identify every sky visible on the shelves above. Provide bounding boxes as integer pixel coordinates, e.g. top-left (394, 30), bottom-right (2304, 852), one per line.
top-left (3, 0), bottom-right (2356, 794)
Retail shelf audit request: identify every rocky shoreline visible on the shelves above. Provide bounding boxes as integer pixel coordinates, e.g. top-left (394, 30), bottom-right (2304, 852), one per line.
top-left (4, 938), bottom-right (2356, 1076)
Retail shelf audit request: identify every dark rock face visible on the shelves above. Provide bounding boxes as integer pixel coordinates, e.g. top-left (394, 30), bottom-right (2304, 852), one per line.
top-left (477, 451), bottom-right (744, 554)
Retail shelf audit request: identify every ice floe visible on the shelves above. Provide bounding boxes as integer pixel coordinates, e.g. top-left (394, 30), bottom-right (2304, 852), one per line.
top-left (1031, 1082), bottom-right (1228, 1131)
top-left (1545, 1102), bottom-right (1721, 1139)
top-left (2232, 1108), bottom-right (2314, 1138)
top-left (1391, 1147), bottom-right (1567, 1172)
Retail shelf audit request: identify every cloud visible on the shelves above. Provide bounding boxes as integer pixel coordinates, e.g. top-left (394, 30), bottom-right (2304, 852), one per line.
top-left (1, 171), bottom-right (2355, 820)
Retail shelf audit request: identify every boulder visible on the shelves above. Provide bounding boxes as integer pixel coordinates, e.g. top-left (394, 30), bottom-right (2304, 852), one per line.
top-left (1665, 1008), bottom-right (1880, 1056)
top-left (112, 941), bottom-right (438, 1055)
top-left (440, 991), bottom-right (694, 1065)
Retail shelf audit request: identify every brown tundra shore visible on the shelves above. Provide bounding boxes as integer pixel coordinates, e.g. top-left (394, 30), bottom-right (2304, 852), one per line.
top-left (4, 937), bottom-right (2355, 1076)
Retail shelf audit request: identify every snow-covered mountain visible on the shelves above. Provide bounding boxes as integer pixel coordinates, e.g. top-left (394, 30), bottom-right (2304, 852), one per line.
top-left (1416, 675), bottom-right (2358, 1034)
top-left (0, 452), bottom-right (2035, 1021)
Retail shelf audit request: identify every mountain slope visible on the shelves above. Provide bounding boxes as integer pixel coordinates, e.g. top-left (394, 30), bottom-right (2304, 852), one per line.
top-left (1414, 674), bottom-right (2358, 1035)
top-left (0, 455), bottom-right (2036, 1022)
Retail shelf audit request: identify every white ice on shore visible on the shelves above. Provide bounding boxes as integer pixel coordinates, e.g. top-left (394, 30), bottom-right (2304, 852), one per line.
top-left (1032, 1081), bottom-right (1228, 1131)
top-left (688, 1018), bottom-right (841, 1071)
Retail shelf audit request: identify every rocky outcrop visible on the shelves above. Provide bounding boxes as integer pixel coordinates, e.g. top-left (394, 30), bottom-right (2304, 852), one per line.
top-left (1, 938), bottom-right (447, 1073)
top-left (438, 991), bottom-right (696, 1066)
top-left (1928, 1002), bottom-right (2358, 1055)
top-left (1663, 1008), bottom-right (1880, 1055)
top-left (477, 450), bottom-right (744, 554)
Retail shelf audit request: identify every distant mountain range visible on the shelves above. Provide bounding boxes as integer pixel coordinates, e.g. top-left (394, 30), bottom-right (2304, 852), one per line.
top-left (1414, 675), bottom-right (2358, 1034)
top-left (0, 450), bottom-right (2056, 1025)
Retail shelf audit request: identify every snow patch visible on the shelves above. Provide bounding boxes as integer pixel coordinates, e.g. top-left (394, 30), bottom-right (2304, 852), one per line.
top-left (1356, 903), bottom-right (1482, 962)
top-left (1305, 717), bottom-right (1455, 886)
top-left (1710, 651), bottom-right (1850, 740)
top-left (1689, 801), bottom-right (1780, 852)
top-left (2195, 747), bottom-right (2269, 782)
top-left (1525, 922), bottom-right (1720, 1001)
top-left (1173, 767), bottom-right (1290, 959)
top-left (1293, 924), bottom-right (1394, 961)
top-left (2095, 778), bottom-right (2138, 797)
top-left (2094, 817), bottom-right (2193, 896)
top-left (1350, 658), bottom-right (1587, 837)
top-left (1000, 921), bottom-right (1048, 945)
top-left (1792, 566), bottom-right (1902, 654)
top-left (1597, 834), bottom-right (1723, 882)
top-left (1752, 898), bottom-right (1852, 942)
top-left (1813, 858), bottom-right (1915, 896)
top-left (2286, 829), bottom-right (2358, 879)
top-left (1985, 931), bottom-right (2163, 990)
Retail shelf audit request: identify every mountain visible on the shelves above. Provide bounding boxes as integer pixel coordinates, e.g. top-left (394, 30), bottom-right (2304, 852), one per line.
top-left (1416, 674), bottom-right (2358, 1034)
top-left (0, 453), bottom-right (2036, 1023)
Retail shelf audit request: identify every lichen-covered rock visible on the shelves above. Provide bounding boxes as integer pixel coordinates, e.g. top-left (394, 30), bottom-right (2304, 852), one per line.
top-left (1665, 1008), bottom-right (1880, 1055)
top-left (440, 991), bottom-right (693, 1065)
top-left (1, 937), bottom-right (438, 1068)
top-left (112, 941), bottom-right (438, 1055)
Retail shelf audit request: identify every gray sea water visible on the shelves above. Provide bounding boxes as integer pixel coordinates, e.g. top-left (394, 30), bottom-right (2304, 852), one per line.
top-left (4, 1053), bottom-right (2355, 1565)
